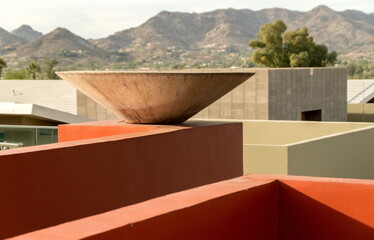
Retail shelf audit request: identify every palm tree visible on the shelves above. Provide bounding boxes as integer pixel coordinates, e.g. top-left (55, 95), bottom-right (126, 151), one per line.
top-left (26, 61), bottom-right (41, 80)
top-left (0, 57), bottom-right (7, 79)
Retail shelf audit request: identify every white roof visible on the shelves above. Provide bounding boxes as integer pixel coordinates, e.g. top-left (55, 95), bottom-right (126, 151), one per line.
top-left (0, 102), bottom-right (91, 124)
top-left (0, 80), bottom-right (77, 114)
top-left (347, 79), bottom-right (374, 103)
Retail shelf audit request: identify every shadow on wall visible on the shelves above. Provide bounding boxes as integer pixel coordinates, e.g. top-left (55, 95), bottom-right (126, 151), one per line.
top-left (348, 104), bottom-right (374, 122)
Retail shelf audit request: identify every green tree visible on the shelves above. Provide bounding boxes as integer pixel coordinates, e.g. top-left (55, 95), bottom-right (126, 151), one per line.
top-left (0, 57), bottom-right (7, 78)
top-left (43, 58), bottom-right (58, 79)
top-left (4, 69), bottom-right (27, 79)
top-left (347, 62), bottom-right (356, 77)
top-left (342, 60), bottom-right (374, 79)
top-left (26, 61), bottom-right (41, 80)
top-left (249, 20), bottom-right (337, 67)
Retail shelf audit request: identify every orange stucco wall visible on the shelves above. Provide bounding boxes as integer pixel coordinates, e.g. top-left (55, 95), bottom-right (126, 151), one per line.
top-left (281, 179), bottom-right (374, 227)
top-left (11, 175), bottom-right (374, 240)
top-left (58, 120), bottom-right (157, 142)
top-left (0, 121), bottom-right (243, 239)
top-left (278, 179), bottom-right (374, 239)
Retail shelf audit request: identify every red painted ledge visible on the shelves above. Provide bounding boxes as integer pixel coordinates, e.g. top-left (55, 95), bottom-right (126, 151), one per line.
top-left (9, 174), bottom-right (374, 240)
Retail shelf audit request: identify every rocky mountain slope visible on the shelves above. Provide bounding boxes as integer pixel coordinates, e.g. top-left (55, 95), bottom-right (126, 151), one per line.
top-left (12, 25), bottom-right (43, 42)
top-left (0, 5), bottom-right (373, 69)
top-left (94, 5), bottom-right (373, 59)
top-left (9, 28), bottom-right (128, 67)
top-left (16, 27), bottom-right (106, 58)
top-left (0, 27), bottom-right (26, 54)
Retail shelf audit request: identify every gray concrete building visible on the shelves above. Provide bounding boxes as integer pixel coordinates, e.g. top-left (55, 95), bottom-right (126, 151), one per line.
top-left (194, 67), bottom-right (347, 121)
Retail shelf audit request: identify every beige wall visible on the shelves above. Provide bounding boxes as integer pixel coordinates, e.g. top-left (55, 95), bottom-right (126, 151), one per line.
top-left (200, 119), bottom-right (373, 145)
top-left (243, 144), bottom-right (288, 175)
top-left (241, 120), bottom-right (372, 145)
top-left (347, 104), bottom-right (374, 122)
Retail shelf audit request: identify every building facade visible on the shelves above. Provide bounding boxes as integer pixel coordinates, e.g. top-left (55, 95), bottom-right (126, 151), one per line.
top-left (195, 68), bottom-right (347, 121)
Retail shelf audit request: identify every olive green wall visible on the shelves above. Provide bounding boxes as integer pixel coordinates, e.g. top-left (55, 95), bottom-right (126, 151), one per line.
top-left (288, 126), bottom-right (374, 179)
top-left (196, 119), bottom-right (374, 179)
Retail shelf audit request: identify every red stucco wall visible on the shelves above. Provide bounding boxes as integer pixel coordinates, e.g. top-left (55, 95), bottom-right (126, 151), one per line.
top-left (0, 121), bottom-right (243, 239)
top-left (11, 175), bottom-right (374, 240)
top-left (75, 182), bottom-right (278, 240)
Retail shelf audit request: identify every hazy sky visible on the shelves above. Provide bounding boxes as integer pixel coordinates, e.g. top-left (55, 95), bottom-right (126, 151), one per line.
top-left (2, 0), bottom-right (373, 39)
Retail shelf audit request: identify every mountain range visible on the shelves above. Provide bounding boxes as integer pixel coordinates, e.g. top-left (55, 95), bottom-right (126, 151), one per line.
top-left (0, 5), bottom-right (373, 69)
top-left (12, 25), bottom-right (43, 43)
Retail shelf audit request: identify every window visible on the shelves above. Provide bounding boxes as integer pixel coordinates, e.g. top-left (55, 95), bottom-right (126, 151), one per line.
top-left (301, 110), bottom-right (322, 121)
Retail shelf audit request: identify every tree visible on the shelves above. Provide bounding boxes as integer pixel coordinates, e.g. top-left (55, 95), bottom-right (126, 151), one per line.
top-left (342, 60), bottom-right (374, 79)
top-left (43, 58), bottom-right (58, 79)
top-left (26, 61), bottom-right (41, 80)
top-left (4, 69), bottom-right (27, 79)
top-left (0, 57), bottom-right (7, 78)
top-left (249, 20), bottom-right (337, 68)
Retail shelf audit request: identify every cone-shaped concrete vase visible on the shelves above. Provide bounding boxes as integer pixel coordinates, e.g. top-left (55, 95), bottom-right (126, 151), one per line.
top-left (56, 70), bottom-right (254, 124)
